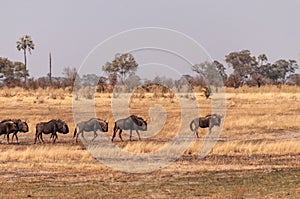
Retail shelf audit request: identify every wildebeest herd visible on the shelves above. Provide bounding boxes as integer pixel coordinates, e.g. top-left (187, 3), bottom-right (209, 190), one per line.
top-left (0, 114), bottom-right (223, 144)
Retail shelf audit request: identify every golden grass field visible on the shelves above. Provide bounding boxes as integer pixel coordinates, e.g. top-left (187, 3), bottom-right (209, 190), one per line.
top-left (0, 85), bottom-right (299, 198)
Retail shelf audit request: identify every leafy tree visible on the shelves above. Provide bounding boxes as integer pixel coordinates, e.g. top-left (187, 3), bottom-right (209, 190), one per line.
top-left (14, 61), bottom-right (29, 80)
top-left (108, 73), bottom-right (117, 86)
top-left (213, 60), bottom-right (227, 81)
top-left (192, 61), bottom-right (224, 87)
top-left (97, 76), bottom-right (108, 92)
top-left (287, 74), bottom-right (300, 86)
top-left (190, 75), bottom-right (206, 87)
top-left (124, 74), bottom-right (141, 91)
top-left (102, 53), bottom-right (138, 84)
top-left (0, 57), bottom-right (13, 79)
top-left (225, 50), bottom-right (257, 86)
top-left (174, 75), bottom-right (194, 92)
top-left (0, 58), bottom-right (29, 86)
top-left (250, 54), bottom-right (269, 87)
top-left (62, 67), bottom-right (79, 88)
top-left (81, 74), bottom-right (99, 86)
top-left (257, 54), bottom-right (268, 65)
top-left (16, 35), bottom-right (35, 82)
top-left (273, 59), bottom-right (298, 83)
top-left (152, 76), bottom-right (174, 88)
top-left (225, 72), bottom-right (243, 88)
top-left (260, 59), bottom-right (298, 84)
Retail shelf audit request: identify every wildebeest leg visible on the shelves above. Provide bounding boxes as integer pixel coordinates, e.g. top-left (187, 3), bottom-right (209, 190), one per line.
top-left (194, 128), bottom-right (200, 138)
top-left (76, 131), bottom-right (79, 143)
top-left (208, 126), bottom-right (212, 134)
top-left (12, 133), bottom-right (15, 142)
top-left (76, 130), bottom-right (84, 143)
top-left (6, 133), bottom-right (10, 144)
top-left (12, 133), bottom-right (19, 144)
top-left (15, 133), bottom-right (19, 144)
top-left (129, 129), bottom-right (132, 141)
top-left (76, 131), bottom-right (80, 143)
top-left (81, 131), bottom-right (86, 139)
top-left (92, 130), bottom-right (98, 141)
top-left (40, 133), bottom-right (45, 143)
top-left (34, 131), bottom-right (38, 144)
top-left (52, 132), bottom-right (58, 143)
top-left (136, 130), bottom-right (141, 141)
top-left (118, 129), bottom-right (123, 142)
top-left (111, 128), bottom-right (117, 142)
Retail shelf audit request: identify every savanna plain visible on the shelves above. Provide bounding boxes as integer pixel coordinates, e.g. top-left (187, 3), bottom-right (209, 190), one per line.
top-left (0, 85), bottom-right (299, 198)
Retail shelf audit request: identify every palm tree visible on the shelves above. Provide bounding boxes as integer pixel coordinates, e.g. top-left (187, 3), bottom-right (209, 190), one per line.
top-left (16, 35), bottom-right (35, 82)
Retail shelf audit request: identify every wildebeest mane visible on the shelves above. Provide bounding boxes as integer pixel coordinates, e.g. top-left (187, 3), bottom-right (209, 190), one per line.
top-left (130, 115), bottom-right (146, 126)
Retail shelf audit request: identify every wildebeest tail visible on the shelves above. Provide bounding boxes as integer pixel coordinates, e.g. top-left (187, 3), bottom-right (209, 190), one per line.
top-left (73, 126), bottom-right (77, 138)
top-left (35, 124), bottom-right (39, 135)
top-left (113, 122), bottom-right (117, 132)
top-left (190, 120), bottom-right (194, 131)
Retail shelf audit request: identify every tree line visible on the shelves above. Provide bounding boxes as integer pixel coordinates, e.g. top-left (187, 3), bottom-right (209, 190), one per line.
top-left (0, 35), bottom-right (299, 90)
top-left (100, 50), bottom-right (299, 91)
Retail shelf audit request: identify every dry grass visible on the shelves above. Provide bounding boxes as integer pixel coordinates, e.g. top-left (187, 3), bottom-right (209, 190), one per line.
top-left (0, 145), bottom-right (93, 164)
top-left (0, 85), bottom-right (299, 198)
top-left (0, 85), bottom-right (299, 160)
top-left (212, 140), bottom-right (300, 155)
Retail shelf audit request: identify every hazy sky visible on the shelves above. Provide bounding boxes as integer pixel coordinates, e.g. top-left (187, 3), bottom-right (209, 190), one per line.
top-left (1, 0), bottom-right (300, 78)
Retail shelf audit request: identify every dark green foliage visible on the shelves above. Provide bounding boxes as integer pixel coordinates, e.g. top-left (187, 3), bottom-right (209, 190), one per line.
top-left (192, 61), bottom-right (225, 88)
top-left (102, 53), bottom-right (138, 84)
top-left (224, 50), bottom-right (298, 87)
top-left (0, 57), bottom-right (29, 86)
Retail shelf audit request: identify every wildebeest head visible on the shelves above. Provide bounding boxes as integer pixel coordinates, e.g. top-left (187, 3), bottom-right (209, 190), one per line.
top-left (209, 114), bottom-right (223, 127)
top-left (99, 120), bottom-right (108, 132)
top-left (130, 115), bottom-right (147, 131)
top-left (139, 120), bottom-right (147, 131)
top-left (56, 119), bottom-right (69, 134)
top-left (18, 120), bottom-right (29, 133)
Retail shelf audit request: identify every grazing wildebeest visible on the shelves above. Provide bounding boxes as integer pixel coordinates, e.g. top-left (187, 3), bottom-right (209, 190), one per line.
top-left (35, 119), bottom-right (69, 144)
top-left (1, 119), bottom-right (29, 143)
top-left (111, 115), bottom-right (147, 142)
top-left (0, 121), bottom-right (19, 143)
top-left (189, 114), bottom-right (223, 138)
top-left (73, 118), bottom-right (108, 143)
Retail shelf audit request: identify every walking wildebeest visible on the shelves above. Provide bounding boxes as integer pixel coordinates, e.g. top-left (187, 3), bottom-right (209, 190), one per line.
top-left (111, 115), bottom-right (147, 142)
top-left (0, 121), bottom-right (19, 143)
top-left (189, 114), bottom-right (223, 138)
top-left (73, 118), bottom-right (108, 143)
top-left (35, 119), bottom-right (69, 144)
top-left (1, 119), bottom-right (29, 143)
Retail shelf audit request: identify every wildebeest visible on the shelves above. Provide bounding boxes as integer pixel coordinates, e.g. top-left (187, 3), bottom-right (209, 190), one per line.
top-left (189, 114), bottom-right (223, 138)
top-left (1, 119), bottom-right (29, 143)
top-left (111, 115), bottom-right (147, 142)
top-left (0, 121), bottom-right (19, 143)
top-left (73, 118), bottom-right (108, 143)
top-left (34, 119), bottom-right (69, 144)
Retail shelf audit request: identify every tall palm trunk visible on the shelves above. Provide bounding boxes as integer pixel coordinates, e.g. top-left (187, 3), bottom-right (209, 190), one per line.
top-left (49, 53), bottom-right (52, 85)
top-left (23, 49), bottom-right (27, 83)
